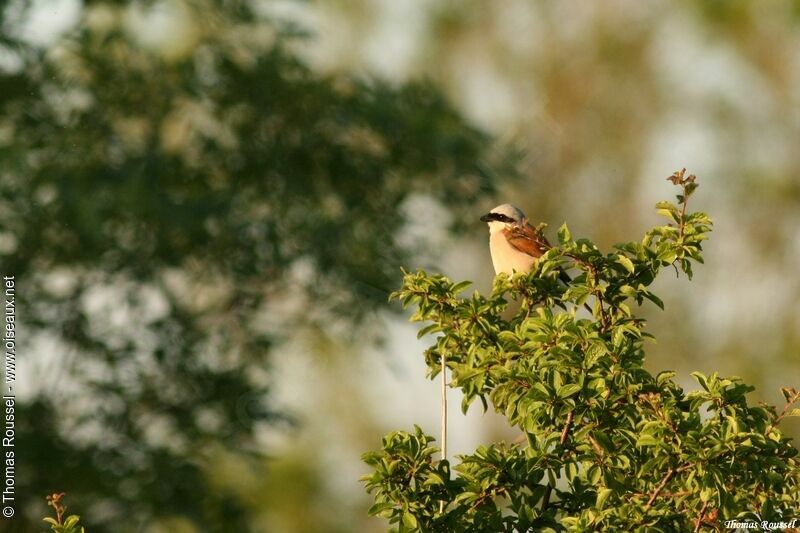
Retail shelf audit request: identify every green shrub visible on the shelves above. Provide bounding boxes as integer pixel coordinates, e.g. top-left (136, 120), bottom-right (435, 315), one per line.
top-left (362, 171), bottom-right (800, 532)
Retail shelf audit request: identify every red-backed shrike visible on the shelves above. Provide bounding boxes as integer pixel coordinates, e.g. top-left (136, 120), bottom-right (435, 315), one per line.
top-left (480, 204), bottom-right (570, 284)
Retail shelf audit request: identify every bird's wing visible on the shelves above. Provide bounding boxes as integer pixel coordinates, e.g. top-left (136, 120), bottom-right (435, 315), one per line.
top-left (503, 222), bottom-right (551, 259)
top-left (505, 222), bottom-right (573, 285)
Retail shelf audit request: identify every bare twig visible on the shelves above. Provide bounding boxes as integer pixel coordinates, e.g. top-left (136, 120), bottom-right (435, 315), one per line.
top-left (666, 168), bottom-right (695, 240)
top-left (678, 187), bottom-right (689, 240)
top-left (588, 434), bottom-right (604, 458)
top-left (563, 255), bottom-right (608, 327)
top-left (766, 388), bottom-right (800, 435)
top-left (589, 264), bottom-right (610, 331)
top-left (46, 492), bottom-right (67, 525)
top-left (693, 501), bottom-right (709, 532)
top-left (646, 468), bottom-right (674, 509)
top-left (559, 411), bottom-right (574, 444)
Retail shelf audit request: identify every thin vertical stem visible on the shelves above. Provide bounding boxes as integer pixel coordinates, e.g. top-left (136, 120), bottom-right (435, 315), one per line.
top-left (693, 501), bottom-right (708, 532)
top-left (439, 355), bottom-right (447, 514)
top-left (441, 355), bottom-right (447, 461)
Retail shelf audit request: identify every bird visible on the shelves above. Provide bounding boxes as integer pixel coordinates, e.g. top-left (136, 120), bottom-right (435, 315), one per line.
top-left (480, 203), bottom-right (567, 280)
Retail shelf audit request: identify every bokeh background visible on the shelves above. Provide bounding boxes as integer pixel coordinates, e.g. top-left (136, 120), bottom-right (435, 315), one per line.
top-left (1, 1), bottom-right (799, 531)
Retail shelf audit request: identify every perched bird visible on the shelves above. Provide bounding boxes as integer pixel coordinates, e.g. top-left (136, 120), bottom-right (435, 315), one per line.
top-left (480, 204), bottom-right (561, 277)
top-left (481, 204), bottom-right (579, 312)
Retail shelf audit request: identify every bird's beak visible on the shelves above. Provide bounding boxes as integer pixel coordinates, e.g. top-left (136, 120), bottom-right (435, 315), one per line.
top-left (480, 213), bottom-right (492, 222)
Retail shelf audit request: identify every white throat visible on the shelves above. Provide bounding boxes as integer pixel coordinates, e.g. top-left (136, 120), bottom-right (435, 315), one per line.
top-left (487, 220), bottom-right (508, 235)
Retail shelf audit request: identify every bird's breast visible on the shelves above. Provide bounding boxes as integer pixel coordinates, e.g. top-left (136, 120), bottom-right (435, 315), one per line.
top-left (489, 232), bottom-right (537, 275)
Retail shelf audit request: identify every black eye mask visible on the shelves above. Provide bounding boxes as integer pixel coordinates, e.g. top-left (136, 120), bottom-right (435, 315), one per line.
top-left (480, 212), bottom-right (516, 223)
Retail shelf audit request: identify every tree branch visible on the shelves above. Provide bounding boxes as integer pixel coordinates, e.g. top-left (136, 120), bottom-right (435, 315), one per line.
top-left (766, 388), bottom-right (800, 435)
top-left (559, 410), bottom-right (574, 444)
top-left (646, 468), bottom-right (674, 509)
top-left (693, 501), bottom-right (708, 533)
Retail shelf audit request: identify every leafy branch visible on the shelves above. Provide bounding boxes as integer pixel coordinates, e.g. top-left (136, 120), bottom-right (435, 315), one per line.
top-left (44, 493), bottom-right (85, 533)
top-left (363, 172), bottom-right (800, 532)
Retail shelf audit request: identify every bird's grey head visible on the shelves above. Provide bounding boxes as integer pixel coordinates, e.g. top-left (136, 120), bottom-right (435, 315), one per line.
top-left (480, 204), bottom-right (526, 233)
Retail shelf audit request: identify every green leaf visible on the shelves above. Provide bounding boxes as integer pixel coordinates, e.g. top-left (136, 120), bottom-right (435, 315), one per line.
top-left (416, 323), bottom-right (441, 339)
top-left (592, 430), bottom-right (614, 453)
top-left (616, 254), bottom-right (635, 273)
top-left (620, 285), bottom-right (638, 299)
top-left (656, 208), bottom-right (676, 221)
top-left (423, 472), bottom-right (445, 486)
top-left (596, 487), bottom-right (613, 510)
top-left (368, 501), bottom-right (396, 516)
top-left (558, 223), bottom-right (572, 244)
top-left (655, 201), bottom-right (679, 214)
top-left (452, 280), bottom-right (473, 294)
top-left (640, 421), bottom-right (662, 436)
top-left (636, 434), bottom-right (659, 447)
top-left (691, 371), bottom-right (709, 392)
top-left (642, 291), bottom-right (664, 309)
top-left (656, 371), bottom-right (676, 386)
top-left (453, 491), bottom-right (479, 505)
top-left (780, 387), bottom-right (798, 403)
top-left (658, 250), bottom-right (678, 264)
top-left (402, 511), bottom-right (418, 529)
top-left (557, 383), bottom-right (582, 399)
top-left (586, 464), bottom-right (602, 485)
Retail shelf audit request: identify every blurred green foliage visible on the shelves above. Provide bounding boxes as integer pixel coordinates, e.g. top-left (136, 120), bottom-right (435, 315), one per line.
top-left (0, 1), bottom-right (510, 531)
top-left (365, 178), bottom-right (800, 531)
